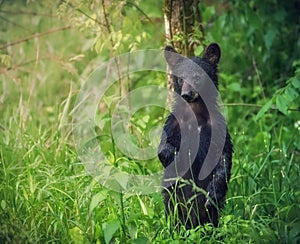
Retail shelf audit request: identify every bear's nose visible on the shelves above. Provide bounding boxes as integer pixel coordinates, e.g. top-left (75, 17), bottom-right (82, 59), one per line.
top-left (182, 90), bottom-right (197, 102)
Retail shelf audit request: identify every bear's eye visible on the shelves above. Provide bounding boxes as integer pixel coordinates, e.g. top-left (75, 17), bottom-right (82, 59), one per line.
top-left (177, 78), bottom-right (184, 85)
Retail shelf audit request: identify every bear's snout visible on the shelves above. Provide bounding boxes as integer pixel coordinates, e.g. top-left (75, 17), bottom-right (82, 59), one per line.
top-left (181, 81), bottom-right (199, 102)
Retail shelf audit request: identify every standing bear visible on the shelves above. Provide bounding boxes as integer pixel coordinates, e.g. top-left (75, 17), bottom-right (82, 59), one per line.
top-left (158, 43), bottom-right (233, 229)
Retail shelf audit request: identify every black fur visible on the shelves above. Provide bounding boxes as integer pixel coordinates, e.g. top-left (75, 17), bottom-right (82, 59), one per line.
top-left (158, 43), bottom-right (233, 229)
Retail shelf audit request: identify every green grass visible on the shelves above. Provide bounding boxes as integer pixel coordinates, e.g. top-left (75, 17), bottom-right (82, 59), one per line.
top-left (1, 59), bottom-right (299, 244)
top-left (1, 1), bottom-right (300, 243)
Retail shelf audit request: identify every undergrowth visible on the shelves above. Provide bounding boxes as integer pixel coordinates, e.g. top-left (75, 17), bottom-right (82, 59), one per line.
top-left (0, 1), bottom-right (299, 243)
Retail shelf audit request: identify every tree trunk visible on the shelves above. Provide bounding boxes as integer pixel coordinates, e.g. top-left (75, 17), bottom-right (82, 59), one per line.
top-left (164, 0), bottom-right (205, 57)
top-left (164, 0), bottom-right (205, 92)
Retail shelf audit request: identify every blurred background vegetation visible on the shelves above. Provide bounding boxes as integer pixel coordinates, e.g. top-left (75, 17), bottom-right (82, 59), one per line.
top-left (0, 0), bottom-right (299, 243)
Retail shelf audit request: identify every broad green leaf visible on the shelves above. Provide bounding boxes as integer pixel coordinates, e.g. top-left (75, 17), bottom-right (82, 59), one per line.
top-left (132, 237), bottom-right (149, 244)
top-left (255, 99), bottom-right (273, 120)
top-left (194, 45), bottom-right (204, 56)
top-left (285, 86), bottom-right (298, 101)
top-left (127, 222), bottom-right (138, 240)
top-left (1, 200), bottom-right (6, 210)
top-left (228, 83), bottom-right (241, 92)
top-left (291, 76), bottom-right (300, 88)
top-left (289, 225), bottom-right (300, 239)
top-left (276, 95), bottom-right (288, 115)
top-left (69, 227), bottom-right (84, 244)
top-left (102, 220), bottom-right (120, 244)
top-left (264, 29), bottom-right (277, 50)
top-left (114, 172), bottom-right (129, 190)
top-left (89, 192), bottom-right (107, 215)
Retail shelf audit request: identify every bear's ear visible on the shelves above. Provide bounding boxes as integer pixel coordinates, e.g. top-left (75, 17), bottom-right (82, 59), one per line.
top-left (164, 45), bottom-right (182, 67)
top-left (203, 43), bottom-right (221, 65)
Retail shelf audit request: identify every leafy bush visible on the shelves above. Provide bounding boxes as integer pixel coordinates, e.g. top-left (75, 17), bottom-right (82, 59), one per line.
top-left (0, 0), bottom-right (299, 243)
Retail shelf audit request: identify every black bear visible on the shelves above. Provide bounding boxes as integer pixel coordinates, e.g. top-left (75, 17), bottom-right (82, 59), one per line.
top-left (158, 43), bottom-right (233, 229)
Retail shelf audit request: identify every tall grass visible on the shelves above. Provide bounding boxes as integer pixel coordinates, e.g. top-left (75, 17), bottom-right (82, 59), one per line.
top-left (1, 56), bottom-right (299, 244)
top-left (0, 1), bottom-right (299, 243)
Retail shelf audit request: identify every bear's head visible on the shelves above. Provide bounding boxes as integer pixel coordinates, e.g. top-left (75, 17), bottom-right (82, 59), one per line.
top-left (164, 43), bottom-right (221, 104)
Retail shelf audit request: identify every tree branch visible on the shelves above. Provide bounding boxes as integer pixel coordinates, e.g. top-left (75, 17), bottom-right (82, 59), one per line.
top-left (0, 9), bottom-right (56, 17)
top-left (0, 15), bottom-right (32, 33)
top-left (0, 25), bottom-right (71, 50)
top-left (223, 103), bottom-right (300, 112)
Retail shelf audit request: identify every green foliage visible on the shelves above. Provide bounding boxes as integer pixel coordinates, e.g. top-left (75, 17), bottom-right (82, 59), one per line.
top-left (56, 0), bottom-right (164, 55)
top-left (256, 60), bottom-right (300, 118)
top-left (0, 0), bottom-right (299, 243)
